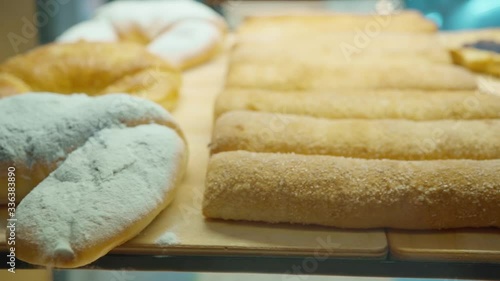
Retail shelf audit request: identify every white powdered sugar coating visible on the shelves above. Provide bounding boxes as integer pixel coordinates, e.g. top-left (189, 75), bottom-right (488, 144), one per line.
top-left (0, 93), bottom-right (173, 167)
top-left (155, 231), bottom-right (180, 246)
top-left (55, 0), bottom-right (226, 68)
top-left (56, 19), bottom-right (118, 43)
top-left (95, 0), bottom-right (223, 39)
top-left (16, 124), bottom-right (185, 262)
top-left (1, 93), bottom-right (186, 265)
top-left (148, 19), bottom-right (222, 67)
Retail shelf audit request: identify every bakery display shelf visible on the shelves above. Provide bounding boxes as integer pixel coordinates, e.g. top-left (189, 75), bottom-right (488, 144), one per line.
top-left (1, 49), bottom-right (500, 280)
top-left (2, 253), bottom-right (500, 280)
top-left (389, 228), bottom-right (500, 263)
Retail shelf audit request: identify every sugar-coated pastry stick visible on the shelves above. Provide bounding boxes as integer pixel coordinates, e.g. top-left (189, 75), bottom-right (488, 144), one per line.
top-left (232, 32), bottom-right (451, 64)
top-left (203, 151), bottom-right (500, 229)
top-left (214, 89), bottom-right (500, 120)
top-left (238, 11), bottom-right (438, 34)
top-left (211, 111), bottom-right (500, 160)
top-left (226, 60), bottom-right (477, 91)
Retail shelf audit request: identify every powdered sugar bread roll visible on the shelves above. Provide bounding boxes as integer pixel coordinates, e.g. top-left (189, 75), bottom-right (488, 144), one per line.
top-left (226, 60), bottom-right (477, 91)
top-left (57, 0), bottom-right (227, 70)
top-left (0, 93), bottom-right (183, 204)
top-left (1, 93), bottom-right (187, 267)
top-left (214, 89), bottom-right (500, 120)
top-left (210, 111), bottom-right (500, 160)
top-left (203, 151), bottom-right (500, 229)
top-left (147, 19), bottom-right (224, 70)
top-left (16, 124), bottom-right (186, 268)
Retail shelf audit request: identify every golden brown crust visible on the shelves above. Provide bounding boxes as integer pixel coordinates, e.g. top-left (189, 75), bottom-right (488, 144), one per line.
top-left (451, 48), bottom-right (500, 77)
top-left (0, 73), bottom-right (31, 97)
top-left (0, 42), bottom-right (181, 110)
top-left (225, 60), bottom-right (477, 91)
top-left (211, 111), bottom-right (500, 160)
top-left (203, 151), bottom-right (500, 229)
top-left (238, 11), bottom-right (437, 34)
top-left (99, 68), bottom-right (180, 110)
top-left (214, 89), bottom-right (500, 120)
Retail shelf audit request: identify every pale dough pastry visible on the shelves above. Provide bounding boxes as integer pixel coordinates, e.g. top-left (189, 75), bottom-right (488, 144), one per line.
top-left (57, 0), bottom-right (227, 70)
top-left (211, 111), bottom-right (500, 160)
top-left (214, 89), bottom-right (500, 120)
top-left (203, 151), bottom-right (500, 229)
top-left (0, 42), bottom-right (181, 110)
top-left (1, 93), bottom-right (187, 268)
top-left (226, 60), bottom-right (477, 91)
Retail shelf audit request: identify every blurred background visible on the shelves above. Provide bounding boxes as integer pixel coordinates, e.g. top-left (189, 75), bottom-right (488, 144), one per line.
top-left (2, 0), bottom-right (500, 61)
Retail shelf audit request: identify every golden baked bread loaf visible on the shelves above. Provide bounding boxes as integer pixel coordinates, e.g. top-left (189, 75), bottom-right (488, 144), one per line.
top-left (214, 89), bottom-right (500, 120)
top-left (203, 151), bottom-right (500, 229)
top-left (211, 111), bottom-right (500, 160)
top-left (0, 42), bottom-right (181, 110)
top-left (238, 11), bottom-right (437, 35)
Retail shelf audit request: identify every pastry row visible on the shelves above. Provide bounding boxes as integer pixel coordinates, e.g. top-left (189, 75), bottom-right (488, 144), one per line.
top-left (203, 11), bottom-right (500, 230)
